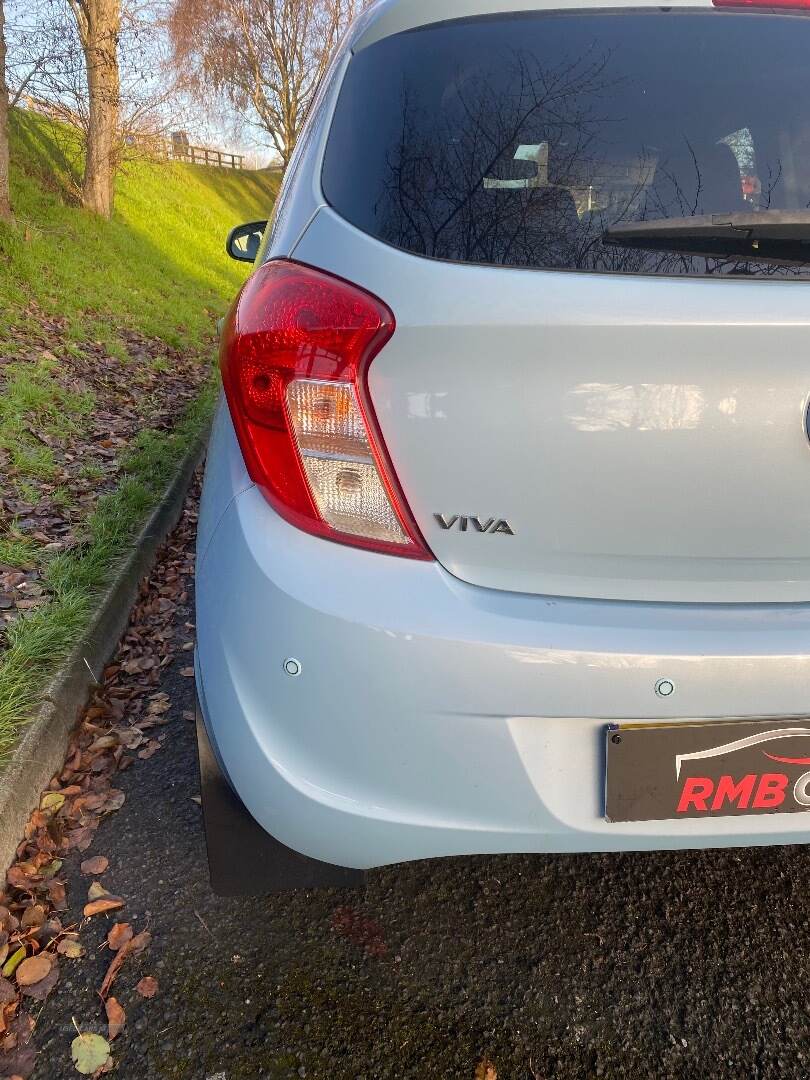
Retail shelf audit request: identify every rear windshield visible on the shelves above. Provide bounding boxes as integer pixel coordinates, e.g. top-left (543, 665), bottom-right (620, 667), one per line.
top-left (323, 10), bottom-right (810, 278)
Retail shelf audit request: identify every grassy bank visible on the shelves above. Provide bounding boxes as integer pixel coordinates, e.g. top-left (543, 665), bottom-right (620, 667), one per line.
top-left (0, 110), bottom-right (278, 760)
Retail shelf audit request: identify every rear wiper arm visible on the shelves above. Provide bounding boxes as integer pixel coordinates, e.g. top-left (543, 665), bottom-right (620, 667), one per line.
top-left (604, 210), bottom-right (810, 245)
top-left (602, 211), bottom-right (810, 264)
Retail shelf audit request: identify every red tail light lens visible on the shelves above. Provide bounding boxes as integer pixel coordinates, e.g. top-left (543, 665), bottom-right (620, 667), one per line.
top-left (714, 0), bottom-right (810, 7)
top-left (220, 260), bottom-right (431, 560)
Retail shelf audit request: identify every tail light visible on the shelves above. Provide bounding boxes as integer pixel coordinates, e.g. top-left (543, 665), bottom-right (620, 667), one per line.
top-left (713, 0), bottom-right (810, 7)
top-left (220, 259), bottom-right (431, 560)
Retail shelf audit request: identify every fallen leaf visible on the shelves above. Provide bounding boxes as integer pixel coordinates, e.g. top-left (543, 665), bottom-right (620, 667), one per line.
top-left (129, 930), bottom-right (151, 955)
top-left (179, 667), bottom-right (195, 678)
top-left (98, 945), bottom-right (128, 1001)
top-left (65, 827), bottom-right (95, 853)
top-left (475, 1060), bottom-right (498, 1080)
top-left (88, 735), bottom-right (118, 753)
top-left (15, 955), bottom-right (51, 987)
top-left (39, 792), bottom-right (65, 814)
top-left (5, 867), bottom-right (36, 891)
top-left (106, 924), bottom-right (132, 952)
top-left (98, 930), bottom-right (150, 1000)
top-left (87, 882), bottom-right (110, 902)
top-left (113, 727), bottom-right (144, 750)
top-left (137, 740), bottom-right (162, 760)
top-left (2, 948), bottom-right (26, 978)
top-left (0, 1015), bottom-right (36, 1080)
top-left (19, 906), bottom-right (45, 931)
top-left (45, 880), bottom-right (67, 911)
top-left (102, 791), bottom-right (125, 812)
top-left (80, 856), bottom-right (109, 876)
top-left (83, 898), bottom-right (124, 919)
top-left (135, 976), bottom-right (157, 999)
top-left (70, 1032), bottom-right (112, 1075)
top-left (0, 977), bottom-right (16, 1004)
top-left (56, 939), bottom-right (84, 959)
top-left (19, 962), bottom-right (58, 1001)
top-left (105, 997), bottom-right (126, 1040)
top-left (36, 919), bottom-right (63, 946)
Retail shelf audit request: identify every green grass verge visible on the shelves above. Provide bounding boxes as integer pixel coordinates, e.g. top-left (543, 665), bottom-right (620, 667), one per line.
top-left (0, 111), bottom-right (278, 764)
top-left (0, 108), bottom-right (278, 348)
top-left (0, 380), bottom-right (217, 761)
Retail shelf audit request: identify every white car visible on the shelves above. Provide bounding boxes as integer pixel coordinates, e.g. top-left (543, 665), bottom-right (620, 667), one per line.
top-left (195, 0), bottom-right (810, 894)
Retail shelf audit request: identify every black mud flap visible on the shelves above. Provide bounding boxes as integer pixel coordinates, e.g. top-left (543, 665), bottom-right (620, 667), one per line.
top-left (196, 708), bottom-right (366, 896)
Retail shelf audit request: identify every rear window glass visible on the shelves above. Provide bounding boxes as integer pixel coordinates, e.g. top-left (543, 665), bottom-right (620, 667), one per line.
top-left (323, 10), bottom-right (810, 278)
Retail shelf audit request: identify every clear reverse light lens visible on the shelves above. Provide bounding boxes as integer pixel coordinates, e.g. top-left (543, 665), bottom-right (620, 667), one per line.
top-left (286, 379), bottom-right (409, 545)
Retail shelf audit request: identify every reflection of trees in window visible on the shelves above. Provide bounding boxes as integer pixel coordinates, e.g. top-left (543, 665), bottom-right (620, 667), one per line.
top-left (380, 46), bottom-right (618, 267)
top-left (375, 45), bottom-right (808, 279)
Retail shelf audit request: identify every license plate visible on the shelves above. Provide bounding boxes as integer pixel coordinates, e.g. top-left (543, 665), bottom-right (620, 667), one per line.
top-left (605, 719), bottom-right (810, 823)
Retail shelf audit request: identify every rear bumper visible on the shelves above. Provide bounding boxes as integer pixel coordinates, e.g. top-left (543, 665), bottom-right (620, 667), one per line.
top-left (197, 485), bottom-right (810, 869)
top-left (195, 693), bottom-right (364, 894)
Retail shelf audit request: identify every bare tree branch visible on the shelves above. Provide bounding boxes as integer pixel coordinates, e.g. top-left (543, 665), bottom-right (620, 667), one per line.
top-left (167, 0), bottom-right (366, 167)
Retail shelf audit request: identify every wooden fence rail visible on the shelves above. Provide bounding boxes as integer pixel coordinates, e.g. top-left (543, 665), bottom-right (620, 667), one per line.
top-left (17, 100), bottom-right (246, 170)
top-left (168, 144), bottom-right (245, 170)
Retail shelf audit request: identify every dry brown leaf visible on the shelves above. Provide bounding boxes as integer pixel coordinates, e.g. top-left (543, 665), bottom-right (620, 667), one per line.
top-left (38, 792), bottom-right (64, 814)
top-left (98, 945), bottom-right (128, 1000)
top-left (19, 906), bottom-right (45, 931)
top-left (80, 856), bottom-right (109, 876)
top-left (5, 867), bottom-right (36, 891)
top-left (45, 880), bottom-right (67, 911)
top-left (105, 996), bottom-right (126, 1040)
top-left (103, 791), bottom-right (125, 812)
top-left (65, 827), bottom-right (95, 853)
top-left (14, 955), bottom-right (51, 987)
top-left (135, 976), bottom-right (158, 999)
top-left (129, 930), bottom-right (151, 955)
top-left (19, 961), bottom-right (58, 1001)
top-left (137, 740), bottom-right (162, 760)
top-left (179, 667), bottom-right (195, 678)
top-left (475, 1060), bottom-right (498, 1080)
top-left (83, 897), bottom-right (124, 919)
top-left (87, 882), bottom-right (111, 902)
top-left (56, 938), bottom-right (84, 959)
top-left (106, 924), bottom-right (132, 952)
top-left (88, 735), bottom-right (118, 753)
top-left (113, 727), bottom-right (144, 750)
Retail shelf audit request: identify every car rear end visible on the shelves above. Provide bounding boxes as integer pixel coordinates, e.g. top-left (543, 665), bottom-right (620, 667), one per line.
top-left (196, 0), bottom-right (810, 885)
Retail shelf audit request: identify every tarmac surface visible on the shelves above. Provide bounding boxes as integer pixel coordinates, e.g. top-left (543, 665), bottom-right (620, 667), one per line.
top-left (28, 516), bottom-right (810, 1080)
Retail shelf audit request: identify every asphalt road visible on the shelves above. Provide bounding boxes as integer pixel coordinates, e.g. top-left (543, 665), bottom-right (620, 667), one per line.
top-left (30, 538), bottom-right (810, 1079)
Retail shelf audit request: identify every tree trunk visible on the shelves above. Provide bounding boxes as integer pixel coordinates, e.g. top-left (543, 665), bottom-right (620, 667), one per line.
top-left (0, 1), bottom-right (11, 221)
top-left (72, 0), bottom-right (120, 218)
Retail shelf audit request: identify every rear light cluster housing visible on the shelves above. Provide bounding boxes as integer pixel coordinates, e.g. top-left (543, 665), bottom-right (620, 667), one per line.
top-left (221, 259), bottom-right (431, 560)
top-left (713, 0), bottom-right (810, 7)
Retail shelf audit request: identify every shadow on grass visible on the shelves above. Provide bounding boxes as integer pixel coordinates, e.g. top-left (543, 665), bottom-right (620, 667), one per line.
top-left (3, 109), bottom-right (278, 349)
top-left (11, 109), bottom-right (83, 203)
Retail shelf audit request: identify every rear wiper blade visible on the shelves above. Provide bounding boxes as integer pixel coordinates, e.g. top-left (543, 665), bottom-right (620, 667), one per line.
top-left (604, 210), bottom-right (810, 243)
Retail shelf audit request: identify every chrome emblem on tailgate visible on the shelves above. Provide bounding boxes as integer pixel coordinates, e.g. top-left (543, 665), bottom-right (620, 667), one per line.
top-left (434, 515), bottom-right (515, 535)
